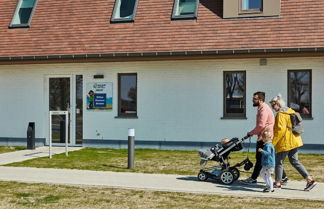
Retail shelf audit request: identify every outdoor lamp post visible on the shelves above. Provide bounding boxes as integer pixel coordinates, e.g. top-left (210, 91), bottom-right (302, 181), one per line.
top-left (128, 128), bottom-right (135, 169)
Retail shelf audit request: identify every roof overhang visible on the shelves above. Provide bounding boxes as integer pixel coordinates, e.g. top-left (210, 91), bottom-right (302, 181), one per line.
top-left (1, 47), bottom-right (324, 65)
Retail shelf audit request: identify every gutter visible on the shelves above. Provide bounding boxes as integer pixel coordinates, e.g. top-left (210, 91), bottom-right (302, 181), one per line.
top-left (1, 47), bottom-right (324, 63)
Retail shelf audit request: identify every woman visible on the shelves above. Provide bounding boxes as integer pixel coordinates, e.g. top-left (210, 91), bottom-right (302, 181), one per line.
top-left (269, 94), bottom-right (316, 191)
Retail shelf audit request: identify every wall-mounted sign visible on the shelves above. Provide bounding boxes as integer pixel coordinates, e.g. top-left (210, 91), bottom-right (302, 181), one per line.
top-left (86, 82), bottom-right (112, 110)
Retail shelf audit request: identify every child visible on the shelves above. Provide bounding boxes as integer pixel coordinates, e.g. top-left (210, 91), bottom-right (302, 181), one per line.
top-left (258, 131), bottom-right (275, 192)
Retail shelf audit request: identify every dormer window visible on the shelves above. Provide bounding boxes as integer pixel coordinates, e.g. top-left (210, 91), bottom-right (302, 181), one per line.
top-left (223, 0), bottom-right (280, 19)
top-left (111, 0), bottom-right (139, 23)
top-left (172, 0), bottom-right (198, 20)
top-left (241, 0), bottom-right (262, 11)
top-left (9, 0), bottom-right (37, 28)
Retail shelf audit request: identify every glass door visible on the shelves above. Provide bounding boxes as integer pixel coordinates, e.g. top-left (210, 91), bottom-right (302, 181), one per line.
top-left (49, 77), bottom-right (71, 144)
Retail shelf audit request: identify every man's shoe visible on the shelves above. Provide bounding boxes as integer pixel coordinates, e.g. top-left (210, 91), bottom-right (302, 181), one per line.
top-left (281, 176), bottom-right (289, 185)
top-left (304, 180), bottom-right (316, 191)
top-left (241, 177), bottom-right (257, 184)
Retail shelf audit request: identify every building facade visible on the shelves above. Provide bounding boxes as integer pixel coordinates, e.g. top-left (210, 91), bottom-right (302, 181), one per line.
top-left (0, 0), bottom-right (324, 151)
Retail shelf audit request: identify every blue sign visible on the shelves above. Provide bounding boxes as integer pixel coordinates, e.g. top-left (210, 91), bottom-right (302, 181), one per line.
top-left (94, 94), bottom-right (106, 107)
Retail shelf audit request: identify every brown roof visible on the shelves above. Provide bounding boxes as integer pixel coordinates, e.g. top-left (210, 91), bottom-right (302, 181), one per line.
top-left (1, 0), bottom-right (324, 57)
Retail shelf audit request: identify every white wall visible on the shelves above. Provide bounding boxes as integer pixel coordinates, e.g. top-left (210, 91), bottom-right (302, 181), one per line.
top-left (0, 57), bottom-right (323, 144)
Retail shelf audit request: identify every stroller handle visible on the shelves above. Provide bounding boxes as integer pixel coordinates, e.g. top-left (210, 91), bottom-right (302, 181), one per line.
top-left (242, 135), bottom-right (250, 140)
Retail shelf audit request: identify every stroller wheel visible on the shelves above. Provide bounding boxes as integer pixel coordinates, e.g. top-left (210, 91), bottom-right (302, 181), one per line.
top-left (230, 167), bottom-right (240, 181)
top-left (220, 170), bottom-right (234, 185)
top-left (197, 171), bottom-right (208, 181)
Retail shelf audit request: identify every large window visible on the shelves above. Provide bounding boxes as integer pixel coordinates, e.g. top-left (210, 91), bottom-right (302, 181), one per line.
top-left (223, 71), bottom-right (246, 118)
top-left (10, 0), bottom-right (37, 28)
top-left (172, 0), bottom-right (198, 20)
top-left (241, 0), bottom-right (262, 11)
top-left (118, 73), bottom-right (137, 117)
top-left (111, 0), bottom-right (138, 23)
top-left (288, 70), bottom-right (312, 118)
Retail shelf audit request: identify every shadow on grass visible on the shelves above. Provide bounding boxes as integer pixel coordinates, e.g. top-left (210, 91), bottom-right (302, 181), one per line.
top-left (102, 164), bottom-right (127, 170)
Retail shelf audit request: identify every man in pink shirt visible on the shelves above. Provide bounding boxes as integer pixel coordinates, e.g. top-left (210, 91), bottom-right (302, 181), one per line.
top-left (242, 92), bottom-right (275, 184)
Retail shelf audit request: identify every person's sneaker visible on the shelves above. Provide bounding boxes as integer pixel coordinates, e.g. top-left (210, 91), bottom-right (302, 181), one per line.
top-left (241, 177), bottom-right (257, 184)
top-left (304, 180), bottom-right (316, 191)
top-left (263, 188), bottom-right (274, 193)
top-left (273, 184), bottom-right (282, 189)
top-left (281, 176), bottom-right (289, 185)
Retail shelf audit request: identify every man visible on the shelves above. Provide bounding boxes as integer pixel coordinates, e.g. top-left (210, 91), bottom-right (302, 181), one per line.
top-left (241, 92), bottom-right (275, 184)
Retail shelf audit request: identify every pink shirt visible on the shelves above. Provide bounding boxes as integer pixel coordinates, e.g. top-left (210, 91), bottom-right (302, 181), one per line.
top-left (249, 102), bottom-right (275, 140)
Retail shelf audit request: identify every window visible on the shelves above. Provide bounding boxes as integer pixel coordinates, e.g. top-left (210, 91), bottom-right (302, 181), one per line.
top-left (223, 0), bottom-right (280, 19)
top-left (10, 0), bottom-right (37, 28)
top-left (111, 0), bottom-right (138, 23)
top-left (223, 71), bottom-right (246, 118)
top-left (241, 0), bottom-right (262, 11)
top-left (172, 0), bottom-right (198, 20)
top-left (288, 70), bottom-right (312, 118)
top-left (118, 73), bottom-right (137, 117)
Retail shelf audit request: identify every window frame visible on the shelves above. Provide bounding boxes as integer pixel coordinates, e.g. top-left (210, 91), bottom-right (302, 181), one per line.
top-left (287, 70), bottom-right (312, 119)
top-left (117, 73), bottom-right (138, 118)
top-left (239, 0), bottom-right (263, 14)
top-left (9, 0), bottom-right (39, 29)
top-left (171, 0), bottom-right (199, 20)
top-left (110, 0), bottom-right (139, 23)
top-left (223, 71), bottom-right (246, 119)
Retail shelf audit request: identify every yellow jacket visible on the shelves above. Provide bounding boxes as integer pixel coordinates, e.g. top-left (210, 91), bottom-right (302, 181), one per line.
top-left (272, 108), bottom-right (303, 153)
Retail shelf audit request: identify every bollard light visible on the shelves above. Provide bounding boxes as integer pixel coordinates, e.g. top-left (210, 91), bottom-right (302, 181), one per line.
top-left (128, 128), bottom-right (135, 169)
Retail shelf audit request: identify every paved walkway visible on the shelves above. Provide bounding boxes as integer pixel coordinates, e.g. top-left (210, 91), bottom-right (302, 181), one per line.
top-left (0, 147), bottom-right (323, 201)
top-left (0, 146), bottom-right (83, 165)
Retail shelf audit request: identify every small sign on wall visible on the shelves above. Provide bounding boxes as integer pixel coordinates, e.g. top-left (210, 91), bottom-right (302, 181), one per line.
top-left (86, 82), bottom-right (112, 110)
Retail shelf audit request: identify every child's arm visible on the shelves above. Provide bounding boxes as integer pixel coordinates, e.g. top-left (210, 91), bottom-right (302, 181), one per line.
top-left (260, 144), bottom-right (272, 157)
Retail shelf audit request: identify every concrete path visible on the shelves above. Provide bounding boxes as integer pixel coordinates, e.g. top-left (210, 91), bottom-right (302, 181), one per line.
top-left (0, 166), bottom-right (322, 201)
top-left (0, 147), bottom-right (322, 201)
top-left (0, 146), bottom-right (83, 165)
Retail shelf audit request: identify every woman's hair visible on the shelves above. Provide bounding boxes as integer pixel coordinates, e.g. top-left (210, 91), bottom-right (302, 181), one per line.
top-left (269, 93), bottom-right (286, 108)
top-left (262, 131), bottom-right (273, 140)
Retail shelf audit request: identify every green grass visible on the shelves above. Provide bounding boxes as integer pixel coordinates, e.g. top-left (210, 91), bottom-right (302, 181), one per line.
top-left (0, 146), bottom-right (26, 154)
top-left (1, 181), bottom-right (324, 209)
top-left (6, 148), bottom-right (324, 182)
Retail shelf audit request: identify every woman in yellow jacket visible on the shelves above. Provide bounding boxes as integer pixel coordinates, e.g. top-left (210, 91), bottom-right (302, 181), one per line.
top-left (269, 94), bottom-right (316, 191)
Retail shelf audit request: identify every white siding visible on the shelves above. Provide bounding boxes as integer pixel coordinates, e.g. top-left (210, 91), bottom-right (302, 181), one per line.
top-left (0, 57), bottom-right (323, 144)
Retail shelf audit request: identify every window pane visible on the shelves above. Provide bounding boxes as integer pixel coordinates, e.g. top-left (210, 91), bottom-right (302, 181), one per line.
top-left (119, 74), bottom-right (137, 115)
top-left (112, 0), bottom-right (136, 20)
top-left (174, 0), bottom-right (197, 16)
top-left (288, 71), bottom-right (311, 116)
top-left (224, 72), bottom-right (245, 115)
top-left (12, 0), bottom-right (36, 25)
top-left (242, 0), bottom-right (261, 10)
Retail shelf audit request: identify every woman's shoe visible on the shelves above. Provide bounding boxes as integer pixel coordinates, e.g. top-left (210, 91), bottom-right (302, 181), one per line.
top-left (304, 180), bottom-right (316, 191)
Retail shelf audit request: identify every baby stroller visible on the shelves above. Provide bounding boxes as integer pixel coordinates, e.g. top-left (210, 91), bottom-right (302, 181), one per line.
top-left (197, 135), bottom-right (253, 185)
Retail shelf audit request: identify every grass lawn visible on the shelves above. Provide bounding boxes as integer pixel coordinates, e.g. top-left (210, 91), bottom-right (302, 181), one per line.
top-left (6, 148), bottom-right (324, 182)
top-left (0, 181), bottom-right (323, 209)
top-left (0, 146), bottom-right (26, 154)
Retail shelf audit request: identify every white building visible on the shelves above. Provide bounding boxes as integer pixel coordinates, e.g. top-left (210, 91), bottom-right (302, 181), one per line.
top-left (0, 0), bottom-right (323, 152)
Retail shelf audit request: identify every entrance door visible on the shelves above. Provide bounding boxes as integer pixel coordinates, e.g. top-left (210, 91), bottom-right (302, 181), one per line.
top-left (48, 75), bottom-right (83, 145)
top-left (49, 77), bottom-right (71, 144)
